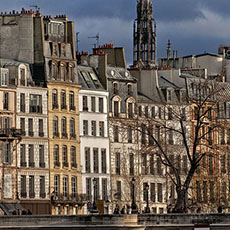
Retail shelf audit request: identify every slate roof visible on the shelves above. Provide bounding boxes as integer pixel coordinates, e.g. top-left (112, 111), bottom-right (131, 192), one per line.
top-left (107, 67), bottom-right (137, 82)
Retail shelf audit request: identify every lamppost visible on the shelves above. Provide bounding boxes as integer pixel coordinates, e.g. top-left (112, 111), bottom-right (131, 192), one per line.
top-left (91, 178), bottom-right (98, 213)
top-left (131, 177), bottom-right (138, 214)
top-left (145, 184), bottom-right (150, 213)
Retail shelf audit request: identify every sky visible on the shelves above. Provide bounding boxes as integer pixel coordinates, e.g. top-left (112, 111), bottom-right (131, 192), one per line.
top-left (2, 0), bottom-right (230, 65)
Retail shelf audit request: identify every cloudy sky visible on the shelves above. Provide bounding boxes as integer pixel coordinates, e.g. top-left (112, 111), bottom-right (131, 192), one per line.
top-left (2, 0), bottom-right (230, 65)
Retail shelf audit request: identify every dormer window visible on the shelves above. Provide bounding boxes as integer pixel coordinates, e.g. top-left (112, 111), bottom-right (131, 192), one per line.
top-left (20, 68), bottom-right (26, 86)
top-left (0, 68), bottom-right (9, 86)
top-left (128, 84), bottom-right (133, 96)
top-left (52, 63), bottom-right (57, 80)
top-left (69, 65), bottom-right (74, 82)
top-left (168, 90), bottom-right (172, 101)
top-left (113, 82), bottom-right (119, 94)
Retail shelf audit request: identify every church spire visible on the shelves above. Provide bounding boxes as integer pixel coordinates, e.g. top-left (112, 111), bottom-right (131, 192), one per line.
top-left (133, 0), bottom-right (157, 67)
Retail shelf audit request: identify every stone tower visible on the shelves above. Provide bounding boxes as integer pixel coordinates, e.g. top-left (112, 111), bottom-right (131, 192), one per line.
top-left (133, 0), bottom-right (157, 67)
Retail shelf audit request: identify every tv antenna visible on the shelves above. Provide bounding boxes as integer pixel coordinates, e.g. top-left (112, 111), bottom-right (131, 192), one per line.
top-left (88, 33), bottom-right (99, 48)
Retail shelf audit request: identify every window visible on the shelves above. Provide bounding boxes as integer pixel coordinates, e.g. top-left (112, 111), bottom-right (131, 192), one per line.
top-left (54, 145), bottom-right (60, 167)
top-left (3, 117), bottom-right (10, 133)
top-left (150, 155), bottom-right (155, 175)
top-left (114, 126), bottom-right (119, 142)
top-left (142, 154), bottom-right (147, 175)
top-left (210, 181), bottom-right (214, 203)
top-left (158, 107), bottom-right (162, 119)
top-left (113, 83), bottom-right (118, 94)
top-left (29, 145), bottom-right (34, 167)
top-left (61, 90), bottom-right (67, 109)
top-left (150, 183), bottom-right (156, 202)
top-left (0, 69), bottom-right (9, 86)
top-left (222, 182), bottom-right (226, 202)
top-left (63, 176), bottom-right (68, 197)
top-left (20, 93), bottom-right (25, 112)
top-left (128, 84), bottom-right (133, 96)
top-left (91, 121), bottom-right (96, 136)
top-left (95, 178), bottom-right (99, 200)
top-left (116, 181), bottom-right (121, 200)
top-left (115, 152), bottom-right (120, 175)
top-left (93, 148), bottom-right (99, 173)
top-left (145, 106), bottom-right (148, 118)
top-left (157, 157), bottom-right (162, 175)
top-left (71, 177), bottom-right (77, 197)
top-left (128, 103), bottom-right (133, 118)
top-left (91, 97), bottom-right (96, 112)
top-left (168, 107), bottom-right (172, 120)
top-left (139, 106), bottom-right (142, 117)
top-left (54, 175), bottom-right (60, 195)
top-left (20, 68), bottom-right (25, 85)
top-left (40, 176), bottom-right (46, 198)
top-left (99, 121), bottom-right (104, 137)
top-left (141, 124), bottom-right (146, 145)
top-left (221, 154), bottom-right (226, 174)
top-left (152, 107), bottom-right (155, 118)
top-left (168, 130), bottom-right (174, 145)
top-left (130, 153), bottom-right (134, 175)
top-left (28, 118), bottom-right (33, 137)
top-left (29, 94), bottom-right (42, 113)
top-left (62, 145), bottom-right (68, 167)
top-left (2, 142), bottom-right (11, 164)
top-left (29, 176), bottom-right (35, 198)
top-left (102, 178), bottom-right (108, 201)
top-left (196, 181), bottom-right (201, 202)
top-left (203, 181), bottom-right (208, 203)
top-left (20, 144), bottom-right (26, 167)
top-left (99, 98), bottom-right (104, 113)
top-left (143, 183), bottom-right (148, 201)
top-left (221, 128), bottom-right (225, 145)
top-left (39, 119), bottom-right (44, 137)
top-left (181, 108), bottom-right (186, 121)
top-left (85, 147), bottom-right (91, 173)
top-left (69, 91), bottom-right (75, 110)
top-left (52, 89), bottom-right (58, 109)
top-left (83, 120), bottom-right (88, 135)
top-left (3, 92), bottom-right (8, 110)
top-left (53, 116), bottom-right (59, 137)
top-left (60, 65), bottom-right (65, 81)
top-left (101, 149), bottom-right (106, 174)
top-left (69, 65), bottom-right (74, 81)
top-left (86, 178), bottom-right (92, 201)
top-left (114, 101), bottom-right (119, 117)
top-left (61, 117), bottom-right (67, 138)
top-left (157, 183), bottom-right (163, 202)
top-left (39, 145), bottom-right (45, 168)
top-left (128, 126), bottom-right (132, 143)
top-left (21, 175), bottom-right (27, 198)
top-left (70, 118), bottom-right (76, 138)
top-left (182, 155), bottom-right (188, 174)
top-left (20, 118), bottom-right (25, 136)
top-left (83, 96), bottom-right (88, 111)
top-left (71, 146), bottom-right (77, 168)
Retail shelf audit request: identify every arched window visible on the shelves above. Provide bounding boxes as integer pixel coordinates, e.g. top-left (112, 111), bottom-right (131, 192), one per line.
top-left (71, 146), bottom-right (77, 168)
top-left (52, 89), bottom-right (58, 109)
top-left (62, 145), bottom-right (68, 167)
top-left (53, 116), bottom-right (59, 137)
top-left (52, 63), bottom-right (57, 80)
top-left (70, 118), bottom-right (76, 138)
top-left (69, 91), bottom-right (75, 110)
top-left (53, 145), bottom-right (59, 166)
top-left (61, 117), bottom-right (67, 138)
top-left (61, 90), bottom-right (67, 110)
top-left (60, 64), bottom-right (65, 81)
top-left (69, 65), bottom-right (74, 82)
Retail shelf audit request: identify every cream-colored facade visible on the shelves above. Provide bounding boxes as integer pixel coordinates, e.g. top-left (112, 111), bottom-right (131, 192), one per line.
top-left (48, 82), bottom-right (82, 215)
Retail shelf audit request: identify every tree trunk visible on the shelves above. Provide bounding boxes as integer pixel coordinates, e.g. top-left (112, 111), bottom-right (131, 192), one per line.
top-left (173, 189), bottom-right (186, 213)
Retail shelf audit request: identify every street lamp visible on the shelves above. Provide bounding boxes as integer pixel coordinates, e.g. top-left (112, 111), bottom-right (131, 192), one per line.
top-left (145, 184), bottom-right (150, 213)
top-left (91, 178), bottom-right (98, 213)
top-left (131, 177), bottom-right (138, 214)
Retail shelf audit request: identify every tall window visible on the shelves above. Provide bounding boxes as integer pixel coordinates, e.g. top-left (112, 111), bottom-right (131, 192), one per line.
top-left (63, 176), bottom-right (68, 197)
top-left (114, 126), bottom-right (119, 142)
top-left (83, 96), bottom-right (88, 111)
top-left (93, 148), bottom-right (99, 173)
top-left (157, 183), bottom-right (163, 202)
top-left (145, 106), bottom-right (148, 118)
top-left (71, 146), bottom-right (77, 168)
top-left (101, 149), bottom-right (107, 174)
top-left (60, 65), bottom-right (65, 81)
top-left (99, 97), bottom-right (104, 113)
top-left (71, 177), bottom-right (77, 197)
top-left (20, 118), bottom-right (25, 136)
top-left (20, 144), bottom-right (26, 167)
top-left (52, 63), bottom-right (57, 80)
top-left (61, 117), bottom-right (67, 138)
top-left (128, 126), bottom-right (132, 143)
top-left (53, 116), bottom-right (59, 137)
top-left (29, 144), bottom-right (34, 167)
top-left (128, 103), bottom-right (133, 118)
top-left (54, 175), bottom-right (60, 195)
top-left (116, 181), bottom-right (121, 200)
top-left (113, 83), bottom-right (118, 94)
top-left (2, 142), bottom-right (11, 164)
top-left (91, 121), bottom-right (96, 136)
top-left (29, 176), bottom-right (35, 198)
top-left (62, 145), bottom-right (68, 167)
top-left (85, 147), bottom-right (91, 173)
top-left (114, 101), bottom-right (119, 117)
top-left (86, 178), bottom-right (92, 201)
top-left (69, 91), bottom-right (75, 110)
top-left (54, 145), bottom-right (60, 166)
top-left (130, 153), bottom-right (134, 175)
top-left (3, 92), bottom-right (8, 110)
top-left (91, 97), bottom-right (96, 112)
top-left (83, 120), bottom-right (88, 135)
top-left (29, 94), bottom-right (42, 113)
top-left (40, 176), bottom-right (46, 198)
top-left (95, 178), bottom-right (99, 200)
top-left (150, 183), bottom-right (156, 202)
top-left (61, 90), bottom-right (67, 109)
top-left (20, 93), bottom-right (25, 112)
top-left (39, 145), bottom-right (45, 168)
top-left (168, 107), bottom-right (172, 120)
top-left (70, 118), bottom-right (76, 138)
top-left (52, 89), bottom-right (58, 109)
top-left (28, 118), bottom-right (34, 137)
top-left (128, 84), bottom-right (133, 96)
top-left (69, 65), bottom-right (74, 81)
top-left (102, 178), bottom-right (108, 201)
top-left (99, 121), bottom-right (104, 137)
top-left (115, 152), bottom-right (120, 175)
top-left (21, 175), bottom-right (27, 198)
top-left (39, 119), bottom-right (44, 137)
top-left (141, 124), bottom-right (146, 145)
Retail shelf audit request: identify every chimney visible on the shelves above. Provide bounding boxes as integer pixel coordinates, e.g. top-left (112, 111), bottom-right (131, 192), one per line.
top-left (167, 40), bottom-right (171, 60)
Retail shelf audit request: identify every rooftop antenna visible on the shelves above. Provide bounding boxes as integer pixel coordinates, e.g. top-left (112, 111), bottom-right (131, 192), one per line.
top-left (76, 32), bottom-right (80, 53)
top-left (88, 33), bottom-right (99, 48)
top-left (30, 5), bottom-right (40, 11)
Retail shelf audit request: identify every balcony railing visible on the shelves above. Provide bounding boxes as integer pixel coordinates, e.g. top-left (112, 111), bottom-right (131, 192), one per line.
top-left (62, 133), bottom-right (68, 138)
top-left (0, 128), bottom-right (22, 140)
top-left (53, 132), bottom-right (59, 138)
top-left (29, 192), bottom-right (35, 198)
top-left (28, 131), bottom-right (34, 137)
top-left (20, 162), bottom-right (27, 167)
top-left (51, 193), bottom-right (87, 206)
top-left (70, 105), bottom-right (76, 111)
top-left (40, 192), bottom-right (46, 198)
top-left (21, 192), bottom-right (27, 198)
top-left (63, 162), bottom-right (69, 167)
top-left (54, 161), bottom-right (60, 167)
top-left (39, 162), bottom-right (46, 168)
top-left (29, 105), bottom-right (42, 114)
top-left (39, 132), bottom-right (44, 137)
top-left (70, 133), bottom-right (76, 139)
top-left (71, 162), bottom-right (77, 168)
top-left (29, 162), bottom-right (35, 168)
top-left (61, 104), bottom-right (67, 110)
top-left (52, 103), bottom-right (59, 109)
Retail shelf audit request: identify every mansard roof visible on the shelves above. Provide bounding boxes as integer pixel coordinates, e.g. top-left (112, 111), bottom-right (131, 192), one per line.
top-left (107, 66), bottom-right (137, 82)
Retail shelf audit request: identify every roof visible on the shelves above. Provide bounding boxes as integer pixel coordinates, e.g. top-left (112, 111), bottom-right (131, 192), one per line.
top-left (0, 203), bottom-right (24, 215)
top-left (107, 67), bottom-right (137, 82)
top-left (158, 76), bottom-right (181, 89)
top-left (77, 65), bottom-right (104, 90)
